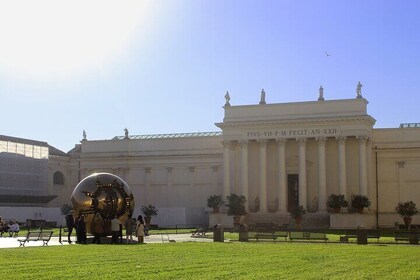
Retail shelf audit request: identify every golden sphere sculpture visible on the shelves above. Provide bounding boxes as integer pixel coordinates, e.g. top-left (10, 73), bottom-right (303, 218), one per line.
top-left (71, 173), bottom-right (134, 235)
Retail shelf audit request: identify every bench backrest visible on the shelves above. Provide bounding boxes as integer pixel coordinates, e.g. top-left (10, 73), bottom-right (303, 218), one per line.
top-left (39, 231), bottom-right (53, 240)
top-left (255, 223), bottom-right (276, 233)
top-left (27, 231), bottom-right (41, 240)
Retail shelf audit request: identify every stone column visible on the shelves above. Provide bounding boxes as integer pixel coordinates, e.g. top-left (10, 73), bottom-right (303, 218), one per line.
top-left (297, 138), bottom-right (307, 209)
top-left (240, 140), bottom-right (249, 211)
top-left (276, 139), bottom-right (287, 213)
top-left (358, 136), bottom-right (368, 196)
top-left (317, 137), bottom-right (327, 212)
top-left (258, 140), bottom-right (268, 212)
top-left (223, 141), bottom-right (231, 198)
top-left (337, 137), bottom-right (347, 196)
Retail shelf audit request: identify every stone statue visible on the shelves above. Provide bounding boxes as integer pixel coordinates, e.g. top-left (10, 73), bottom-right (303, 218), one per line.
top-left (318, 86), bottom-right (324, 101)
top-left (82, 130), bottom-right (87, 141)
top-left (356, 81), bottom-right (363, 98)
top-left (124, 128), bottom-right (129, 139)
top-left (259, 89), bottom-right (266, 105)
top-left (224, 91), bottom-right (230, 106)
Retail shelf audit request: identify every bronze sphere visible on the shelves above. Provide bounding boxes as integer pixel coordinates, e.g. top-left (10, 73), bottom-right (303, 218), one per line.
top-left (71, 173), bottom-right (134, 235)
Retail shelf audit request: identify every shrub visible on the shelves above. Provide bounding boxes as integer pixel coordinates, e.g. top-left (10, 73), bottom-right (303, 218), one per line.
top-left (207, 194), bottom-right (224, 209)
top-left (225, 194), bottom-right (247, 216)
top-left (351, 195), bottom-right (371, 209)
top-left (327, 194), bottom-right (348, 208)
top-left (395, 201), bottom-right (418, 218)
top-left (141, 204), bottom-right (158, 217)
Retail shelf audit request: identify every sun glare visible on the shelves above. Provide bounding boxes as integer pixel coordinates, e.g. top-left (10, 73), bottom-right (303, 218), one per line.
top-left (0, 1), bottom-right (147, 80)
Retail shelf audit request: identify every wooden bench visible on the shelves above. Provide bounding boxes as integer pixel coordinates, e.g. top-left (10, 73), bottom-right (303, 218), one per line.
top-left (340, 229), bottom-right (380, 243)
top-left (254, 223), bottom-right (277, 241)
top-left (191, 225), bottom-right (208, 236)
top-left (395, 231), bottom-right (419, 243)
top-left (252, 223), bottom-right (288, 242)
top-left (18, 231), bottom-right (53, 247)
top-left (289, 231), bottom-right (328, 242)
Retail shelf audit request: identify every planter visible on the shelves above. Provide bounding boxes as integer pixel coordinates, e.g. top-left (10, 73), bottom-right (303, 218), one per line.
top-left (213, 207), bottom-right (220, 214)
top-left (333, 207), bottom-right (341, 213)
top-left (233, 216), bottom-right (241, 225)
top-left (295, 216), bottom-right (303, 224)
top-left (357, 207), bottom-right (364, 214)
top-left (145, 216), bottom-right (152, 226)
top-left (403, 217), bottom-right (412, 229)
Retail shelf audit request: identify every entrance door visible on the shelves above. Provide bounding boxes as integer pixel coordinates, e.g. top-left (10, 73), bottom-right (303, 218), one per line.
top-left (287, 174), bottom-right (299, 212)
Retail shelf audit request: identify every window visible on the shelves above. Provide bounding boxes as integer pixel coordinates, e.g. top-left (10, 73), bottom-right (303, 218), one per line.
top-left (53, 171), bottom-right (65, 185)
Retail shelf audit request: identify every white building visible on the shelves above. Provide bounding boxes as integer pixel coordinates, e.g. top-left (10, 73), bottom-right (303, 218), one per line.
top-left (1, 92), bottom-right (420, 229)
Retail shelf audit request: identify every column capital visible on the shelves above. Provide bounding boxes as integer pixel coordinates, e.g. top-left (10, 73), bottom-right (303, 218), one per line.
top-left (275, 138), bottom-right (287, 144)
top-left (257, 139), bottom-right (268, 145)
top-left (356, 135), bottom-right (368, 142)
top-left (336, 136), bottom-right (347, 143)
top-left (296, 138), bottom-right (307, 143)
top-left (239, 139), bottom-right (249, 145)
top-left (222, 140), bottom-right (232, 147)
top-left (315, 137), bottom-right (327, 143)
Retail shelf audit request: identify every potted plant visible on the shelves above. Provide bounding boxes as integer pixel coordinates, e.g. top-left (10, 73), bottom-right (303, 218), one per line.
top-left (327, 194), bottom-right (348, 213)
top-left (141, 204), bottom-right (158, 226)
top-left (291, 205), bottom-right (307, 229)
top-left (225, 194), bottom-right (247, 224)
top-left (395, 201), bottom-right (418, 229)
top-left (351, 195), bottom-right (371, 213)
top-left (207, 194), bottom-right (224, 213)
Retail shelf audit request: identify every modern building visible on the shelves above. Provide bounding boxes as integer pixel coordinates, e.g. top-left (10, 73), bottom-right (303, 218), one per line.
top-left (1, 89), bottom-right (419, 228)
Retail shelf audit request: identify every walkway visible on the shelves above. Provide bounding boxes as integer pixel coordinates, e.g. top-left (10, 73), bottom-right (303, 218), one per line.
top-left (0, 233), bottom-right (214, 249)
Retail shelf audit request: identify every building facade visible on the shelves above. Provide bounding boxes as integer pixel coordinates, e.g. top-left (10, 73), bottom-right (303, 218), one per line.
top-left (1, 94), bottom-right (419, 228)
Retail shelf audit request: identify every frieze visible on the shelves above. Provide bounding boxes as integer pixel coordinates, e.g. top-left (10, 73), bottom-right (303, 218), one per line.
top-left (246, 127), bottom-right (340, 139)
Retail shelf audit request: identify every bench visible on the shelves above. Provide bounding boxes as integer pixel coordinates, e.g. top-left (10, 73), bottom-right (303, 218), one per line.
top-left (340, 229), bottom-right (380, 243)
top-left (289, 231), bottom-right (328, 242)
top-left (18, 231), bottom-right (53, 247)
top-left (252, 223), bottom-right (288, 242)
top-left (395, 231), bottom-right (420, 243)
top-left (191, 225), bottom-right (208, 236)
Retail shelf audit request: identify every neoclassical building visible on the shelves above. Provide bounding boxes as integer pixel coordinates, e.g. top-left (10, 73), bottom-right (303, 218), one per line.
top-left (1, 89), bottom-right (419, 228)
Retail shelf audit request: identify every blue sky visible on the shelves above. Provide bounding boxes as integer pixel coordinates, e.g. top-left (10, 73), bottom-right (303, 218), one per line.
top-left (1, 0), bottom-right (420, 152)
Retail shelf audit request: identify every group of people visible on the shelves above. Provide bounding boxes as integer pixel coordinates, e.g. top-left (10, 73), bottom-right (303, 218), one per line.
top-left (65, 211), bottom-right (147, 244)
top-left (0, 216), bottom-right (20, 237)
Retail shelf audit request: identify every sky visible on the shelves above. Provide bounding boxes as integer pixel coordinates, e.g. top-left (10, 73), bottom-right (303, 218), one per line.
top-left (1, 0), bottom-right (420, 152)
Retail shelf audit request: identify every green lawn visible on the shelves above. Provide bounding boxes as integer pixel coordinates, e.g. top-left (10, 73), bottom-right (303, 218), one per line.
top-left (0, 242), bottom-right (419, 279)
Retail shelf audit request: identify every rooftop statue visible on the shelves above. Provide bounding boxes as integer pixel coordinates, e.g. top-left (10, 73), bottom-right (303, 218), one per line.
top-left (82, 130), bottom-right (87, 141)
top-left (224, 91), bottom-right (231, 107)
top-left (356, 81), bottom-right (363, 98)
top-left (259, 89), bottom-right (266, 104)
top-left (124, 128), bottom-right (129, 139)
top-left (318, 86), bottom-right (325, 101)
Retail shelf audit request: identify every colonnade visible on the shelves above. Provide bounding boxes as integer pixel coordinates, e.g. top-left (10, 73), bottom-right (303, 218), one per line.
top-left (222, 136), bottom-right (369, 213)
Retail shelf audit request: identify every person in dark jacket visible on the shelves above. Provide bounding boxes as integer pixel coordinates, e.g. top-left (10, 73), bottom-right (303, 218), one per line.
top-left (77, 215), bottom-right (87, 244)
top-left (65, 210), bottom-right (75, 244)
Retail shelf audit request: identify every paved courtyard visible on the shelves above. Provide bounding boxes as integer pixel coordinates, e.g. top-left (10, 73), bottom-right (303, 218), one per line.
top-left (0, 233), bottom-right (214, 249)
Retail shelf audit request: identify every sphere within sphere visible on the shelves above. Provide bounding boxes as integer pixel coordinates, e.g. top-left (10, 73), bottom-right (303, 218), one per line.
top-left (71, 173), bottom-right (135, 235)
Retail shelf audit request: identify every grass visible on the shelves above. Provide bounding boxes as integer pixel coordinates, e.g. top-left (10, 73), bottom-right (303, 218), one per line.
top-left (0, 242), bottom-right (419, 279)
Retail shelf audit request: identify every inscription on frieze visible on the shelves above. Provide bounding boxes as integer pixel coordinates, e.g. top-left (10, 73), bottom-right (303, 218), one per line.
top-left (246, 127), bottom-right (340, 139)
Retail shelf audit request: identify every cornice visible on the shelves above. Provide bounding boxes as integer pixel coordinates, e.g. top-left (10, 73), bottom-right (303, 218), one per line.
top-left (216, 115), bottom-right (376, 129)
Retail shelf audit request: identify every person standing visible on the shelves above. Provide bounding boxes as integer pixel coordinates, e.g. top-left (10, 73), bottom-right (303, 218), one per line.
top-left (111, 217), bottom-right (120, 244)
top-left (77, 215), bottom-right (87, 244)
top-left (136, 215), bottom-right (145, 244)
top-left (65, 210), bottom-right (75, 244)
top-left (91, 213), bottom-right (104, 244)
top-left (125, 217), bottom-right (135, 244)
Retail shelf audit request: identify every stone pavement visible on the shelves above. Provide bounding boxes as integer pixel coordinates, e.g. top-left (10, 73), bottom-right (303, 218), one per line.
top-left (0, 233), bottom-right (214, 249)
